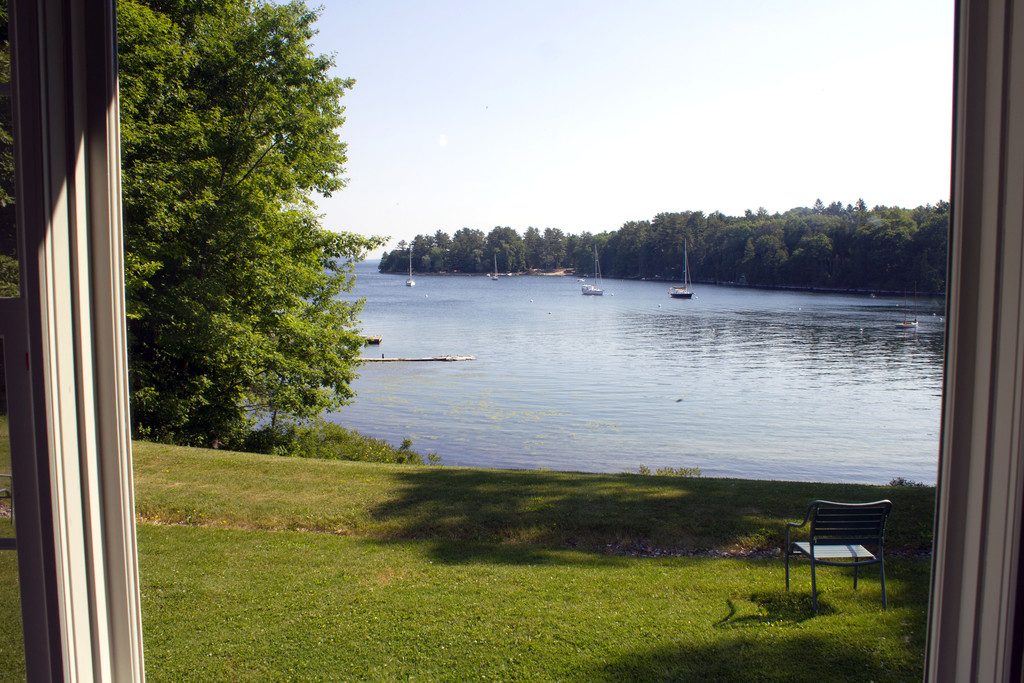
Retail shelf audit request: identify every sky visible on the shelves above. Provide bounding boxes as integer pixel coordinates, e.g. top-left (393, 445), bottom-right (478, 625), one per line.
top-left (310, 0), bottom-right (955, 253)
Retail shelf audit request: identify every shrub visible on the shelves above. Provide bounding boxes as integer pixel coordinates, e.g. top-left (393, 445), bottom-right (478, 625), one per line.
top-left (245, 422), bottom-right (423, 464)
top-left (888, 477), bottom-right (929, 488)
top-left (655, 466), bottom-right (702, 478)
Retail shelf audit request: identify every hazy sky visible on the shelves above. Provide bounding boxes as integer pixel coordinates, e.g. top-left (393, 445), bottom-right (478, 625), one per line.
top-left (311, 0), bottom-right (955, 252)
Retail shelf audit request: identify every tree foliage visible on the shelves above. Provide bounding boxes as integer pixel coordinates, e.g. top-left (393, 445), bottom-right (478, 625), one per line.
top-left (379, 201), bottom-right (949, 293)
top-left (119, 0), bottom-right (382, 446)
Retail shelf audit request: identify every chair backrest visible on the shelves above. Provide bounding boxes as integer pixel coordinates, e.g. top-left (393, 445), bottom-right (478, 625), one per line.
top-left (809, 500), bottom-right (892, 546)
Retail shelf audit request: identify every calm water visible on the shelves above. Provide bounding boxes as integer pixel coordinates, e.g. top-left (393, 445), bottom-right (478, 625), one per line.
top-left (331, 262), bottom-right (944, 484)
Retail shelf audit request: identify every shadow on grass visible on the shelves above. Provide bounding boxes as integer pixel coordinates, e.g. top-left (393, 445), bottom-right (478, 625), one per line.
top-left (376, 538), bottom-right (632, 567)
top-left (589, 630), bottom-right (918, 682)
top-left (368, 467), bottom-right (935, 564)
top-left (716, 592), bottom-right (833, 628)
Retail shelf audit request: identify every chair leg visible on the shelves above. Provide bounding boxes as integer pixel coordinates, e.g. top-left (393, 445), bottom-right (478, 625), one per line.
top-left (810, 558), bottom-right (818, 614)
top-left (785, 550), bottom-right (790, 592)
top-left (880, 558), bottom-right (887, 609)
top-left (854, 564), bottom-right (858, 590)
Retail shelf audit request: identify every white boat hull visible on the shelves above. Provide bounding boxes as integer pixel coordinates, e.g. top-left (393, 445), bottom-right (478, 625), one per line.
top-left (668, 287), bottom-right (692, 299)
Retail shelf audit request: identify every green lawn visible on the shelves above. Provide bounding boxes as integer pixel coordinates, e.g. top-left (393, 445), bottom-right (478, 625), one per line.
top-left (133, 441), bottom-right (934, 554)
top-left (0, 440), bottom-right (936, 680)
top-left (133, 442), bottom-right (933, 681)
top-left (140, 526), bottom-right (929, 682)
top-left (0, 417), bottom-right (22, 681)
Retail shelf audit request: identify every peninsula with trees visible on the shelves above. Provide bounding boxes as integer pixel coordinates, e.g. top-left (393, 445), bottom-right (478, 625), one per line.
top-left (379, 199), bottom-right (949, 295)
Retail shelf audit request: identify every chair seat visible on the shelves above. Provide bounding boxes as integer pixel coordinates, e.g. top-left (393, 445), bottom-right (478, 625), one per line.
top-left (792, 542), bottom-right (875, 560)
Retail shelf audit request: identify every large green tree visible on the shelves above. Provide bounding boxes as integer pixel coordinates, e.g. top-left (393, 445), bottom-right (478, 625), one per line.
top-left (119, 0), bottom-right (381, 446)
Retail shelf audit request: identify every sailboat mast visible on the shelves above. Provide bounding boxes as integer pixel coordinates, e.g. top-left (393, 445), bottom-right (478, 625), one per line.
top-left (683, 238), bottom-right (690, 288)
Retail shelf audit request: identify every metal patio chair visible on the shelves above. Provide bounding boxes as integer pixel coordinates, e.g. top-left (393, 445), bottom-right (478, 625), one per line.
top-left (784, 499), bottom-right (892, 613)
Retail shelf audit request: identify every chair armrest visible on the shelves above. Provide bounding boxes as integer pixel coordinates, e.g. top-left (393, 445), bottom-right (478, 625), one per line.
top-left (785, 507), bottom-right (813, 551)
top-left (787, 504), bottom-right (815, 529)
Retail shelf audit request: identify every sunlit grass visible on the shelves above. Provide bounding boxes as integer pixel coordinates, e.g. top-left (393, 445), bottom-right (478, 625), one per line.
top-left (0, 439), bottom-right (934, 680)
top-left (139, 526), bottom-right (929, 682)
top-left (134, 441), bottom-right (932, 680)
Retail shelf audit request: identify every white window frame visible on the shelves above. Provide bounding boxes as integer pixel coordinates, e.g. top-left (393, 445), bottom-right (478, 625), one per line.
top-left (926, 0), bottom-right (1024, 678)
top-left (6, 0), bottom-right (143, 679)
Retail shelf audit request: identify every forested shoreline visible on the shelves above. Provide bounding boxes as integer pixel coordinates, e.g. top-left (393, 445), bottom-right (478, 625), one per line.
top-left (379, 199), bottom-right (949, 294)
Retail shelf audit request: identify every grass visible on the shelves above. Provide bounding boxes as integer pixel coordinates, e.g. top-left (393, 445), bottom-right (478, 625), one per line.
top-left (1, 439), bottom-right (937, 680)
top-left (140, 526), bottom-right (929, 682)
top-left (0, 416), bottom-right (8, 475)
top-left (0, 416), bottom-right (22, 681)
top-left (133, 441), bottom-right (935, 554)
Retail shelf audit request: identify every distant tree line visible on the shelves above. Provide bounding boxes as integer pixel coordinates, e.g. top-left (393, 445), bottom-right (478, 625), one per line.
top-left (379, 199), bottom-right (949, 293)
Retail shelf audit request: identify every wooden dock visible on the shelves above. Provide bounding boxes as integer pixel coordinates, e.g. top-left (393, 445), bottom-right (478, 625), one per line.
top-left (359, 355), bottom-right (476, 363)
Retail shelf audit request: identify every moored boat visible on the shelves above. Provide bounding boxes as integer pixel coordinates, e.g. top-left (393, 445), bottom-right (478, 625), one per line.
top-left (668, 238), bottom-right (694, 299)
top-left (405, 248), bottom-right (415, 287)
top-left (582, 246), bottom-right (604, 295)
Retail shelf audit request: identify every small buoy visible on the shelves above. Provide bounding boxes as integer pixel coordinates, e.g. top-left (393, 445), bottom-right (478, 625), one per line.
top-left (530, 299), bottom-right (533, 302)
top-left (658, 304), bottom-right (662, 307)
top-left (548, 312), bottom-right (551, 315)
top-left (424, 294), bottom-right (428, 297)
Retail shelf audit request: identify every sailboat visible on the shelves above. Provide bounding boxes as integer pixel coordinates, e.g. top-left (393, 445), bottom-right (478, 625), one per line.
top-left (668, 238), bottom-right (694, 299)
top-left (490, 252), bottom-right (499, 280)
top-left (896, 288), bottom-right (918, 328)
top-left (405, 249), bottom-right (415, 287)
top-left (581, 246), bottom-right (604, 296)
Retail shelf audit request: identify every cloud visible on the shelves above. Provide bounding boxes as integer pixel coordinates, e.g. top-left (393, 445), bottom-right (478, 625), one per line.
top-left (437, 133), bottom-right (449, 147)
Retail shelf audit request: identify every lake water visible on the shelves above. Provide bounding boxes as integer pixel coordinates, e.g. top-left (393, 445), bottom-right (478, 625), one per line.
top-left (331, 262), bottom-right (944, 484)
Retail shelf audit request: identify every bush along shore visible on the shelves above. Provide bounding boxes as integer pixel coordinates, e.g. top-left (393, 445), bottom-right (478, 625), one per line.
top-left (231, 420), bottom-right (433, 465)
